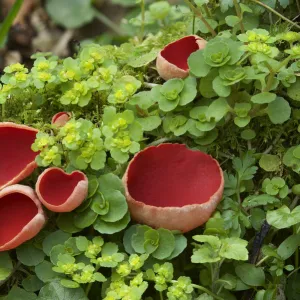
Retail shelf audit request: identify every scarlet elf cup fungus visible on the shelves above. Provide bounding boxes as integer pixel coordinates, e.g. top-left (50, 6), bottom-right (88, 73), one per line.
top-left (123, 144), bottom-right (224, 232)
top-left (0, 122), bottom-right (38, 190)
top-left (51, 112), bottom-right (71, 127)
top-left (0, 185), bottom-right (46, 251)
top-left (36, 167), bottom-right (88, 212)
top-left (156, 35), bottom-right (207, 81)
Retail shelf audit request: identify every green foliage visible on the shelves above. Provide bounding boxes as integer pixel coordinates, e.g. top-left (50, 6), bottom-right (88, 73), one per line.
top-left (3, 1), bottom-right (300, 299)
top-left (0, 252), bottom-right (13, 281)
top-left (45, 0), bottom-right (94, 29)
top-left (124, 225), bottom-right (187, 260)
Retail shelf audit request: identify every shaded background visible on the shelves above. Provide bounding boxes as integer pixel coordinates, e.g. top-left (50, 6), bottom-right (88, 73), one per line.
top-left (0, 0), bottom-right (181, 70)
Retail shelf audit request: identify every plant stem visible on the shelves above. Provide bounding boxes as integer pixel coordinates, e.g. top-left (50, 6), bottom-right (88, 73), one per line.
top-left (233, 0), bottom-right (245, 33)
top-left (143, 82), bottom-right (159, 88)
top-left (93, 9), bottom-right (124, 36)
top-left (263, 132), bottom-right (282, 154)
top-left (148, 137), bottom-right (182, 146)
top-left (237, 53), bottom-right (251, 65)
top-left (290, 196), bottom-right (299, 210)
top-left (249, 0), bottom-right (300, 30)
top-left (287, 265), bottom-right (300, 278)
top-left (192, 13), bottom-right (196, 34)
top-left (255, 255), bottom-right (269, 266)
top-left (2, 103), bottom-right (5, 121)
top-left (236, 177), bottom-right (241, 205)
top-left (192, 284), bottom-right (225, 300)
top-left (85, 282), bottom-right (93, 296)
top-left (263, 56), bottom-right (291, 92)
top-left (296, 244), bottom-right (299, 269)
top-left (296, 0), bottom-right (300, 14)
top-left (263, 71), bottom-right (275, 92)
top-left (0, 0), bottom-right (23, 48)
top-left (204, 4), bottom-right (212, 18)
top-left (139, 0), bottom-right (145, 42)
top-left (184, 0), bottom-right (217, 36)
top-left (0, 262), bottom-right (21, 287)
top-left (159, 291), bottom-right (164, 300)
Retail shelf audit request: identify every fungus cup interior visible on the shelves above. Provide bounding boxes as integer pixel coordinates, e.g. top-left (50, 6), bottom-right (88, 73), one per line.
top-left (0, 192), bottom-right (38, 246)
top-left (0, 126), bottom-right (37, 188)
top-left (161, 36), bottom-right (201, 71)
top-left (126, 144), bottom-right (222, 208)
top-left (39, 169), bottom-right (86, 206)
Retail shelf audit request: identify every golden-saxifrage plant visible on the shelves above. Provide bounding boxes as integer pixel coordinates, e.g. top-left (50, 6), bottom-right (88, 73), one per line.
top-left (2, 0), bottom-right (300, 299)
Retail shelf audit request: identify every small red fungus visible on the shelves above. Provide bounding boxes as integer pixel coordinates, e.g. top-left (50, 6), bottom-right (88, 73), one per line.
top-left (156, 35), bottom-right (207, 81)
top-left (123, 143), bottom-right (224, 232)
top-left (0, 184), bottom-right (46, 251)
top-left (51, 112), bottom-right (71, 127)
top-left (0, 122), bottom-right (38, 190)
top-left (36, 167), bottom-right (88, 212)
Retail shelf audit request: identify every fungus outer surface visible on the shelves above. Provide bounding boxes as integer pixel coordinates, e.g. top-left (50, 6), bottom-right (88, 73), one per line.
top-left (0, 123), bottom-right (38, 190)
top-left (126, 144), bottom-right (222, 208)
top-left (161, 36), bottom-right (202, 71)
top-left (37, 168), bottom-right (86, 206)
top-left (52, 112), bottom-right (71, 126)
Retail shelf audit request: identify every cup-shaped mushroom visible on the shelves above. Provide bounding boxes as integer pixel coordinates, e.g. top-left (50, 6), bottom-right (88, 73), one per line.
top-left (51, 112), bottom-right (71, 127)
top-left (0, 122), bottom-right (38, 190)
top-left (156, 35), bottom-right (207, 81)
top-left (0, 185), bottom-right (46, 251)
top-left (36, 167), bottom-right (88, 212)
top-left (123, 144), bottom-right (224, 232)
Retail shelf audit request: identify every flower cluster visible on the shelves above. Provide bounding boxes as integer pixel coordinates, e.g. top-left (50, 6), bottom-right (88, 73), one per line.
top-left (0, 44), bottom-right (141, 110)
top-left (32, 118), bottom-right (107, 169)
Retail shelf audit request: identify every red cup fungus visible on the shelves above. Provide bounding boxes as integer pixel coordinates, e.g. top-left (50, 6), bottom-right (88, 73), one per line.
top-left (51, 112), bottom-right (71, 127)
top-left (36, 167), bottom-right (88, 212)
top-left (0, 122), bottom-right (38, 190)
top-left (0, 184), bottom-right (46, 251)
top-left (123, 143), bottom-right (224, 232)
top-left (156, 35), bottom-right (207, 81)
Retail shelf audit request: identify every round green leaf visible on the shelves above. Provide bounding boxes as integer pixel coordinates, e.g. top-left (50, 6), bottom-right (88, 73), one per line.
top-left (166, 234), bottom-right (187, 260)
top-left (94, 211), bottom-right (130, 234)
top-left (0, 252), bottom-right (13, 281)
top-left (287, 78), bottom-right (300, 101)
top-left (73, 208), bottom-right (98, 229)
top-left (123, 225), bottom-right (138, 254)
top-left (16, 244), bottom-right (45, 267)
top-left (35, 261), bottom-right (60, 283)
top-left (100, 190), bottom-right (128, 222)
top-left (267, 97), bottom-right (291, 124)
top-left (98, 173), bottom-right (124, 194)
top-left (225, 15), bottom-right (240, 27)
top-left (46, 0), bottom-right (95, 29)
top-left (179, 76), bottom-right (197, 106)
top-left (22, 275), bottom-right (44, 292)
top-left (152, 228), bottom-right (175, 260)
top-left (38, 281), bottom-right (87, 300)
top-left (56, 213), bottom-right (82, 234)
top-left (131, 225), bottom-right (150, 254)
top-left (60, 279), bottom-right (80, 289)
top-left (188, 50), bottom-right (211, 77)
top-left (137, 116), bottom-right (162, 131)
top-left (87, 177), bottom-right (99, 198)
top-left (235, 263), bottom-right (265, 286)
top-left (50, 245), bottom-right (67, 265)
top-left (42, 230), bottom-right (71, 256)
top-left (6, 286), bottom-right (37, 300)
top-left (259, 154), bottom-right (280, 172)
top-left (251, 92), bottom-right (276, 104)
top-left (241, 129), bottom-right (256, 140)
top-left (277, 234), bottom-right (300, 260)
